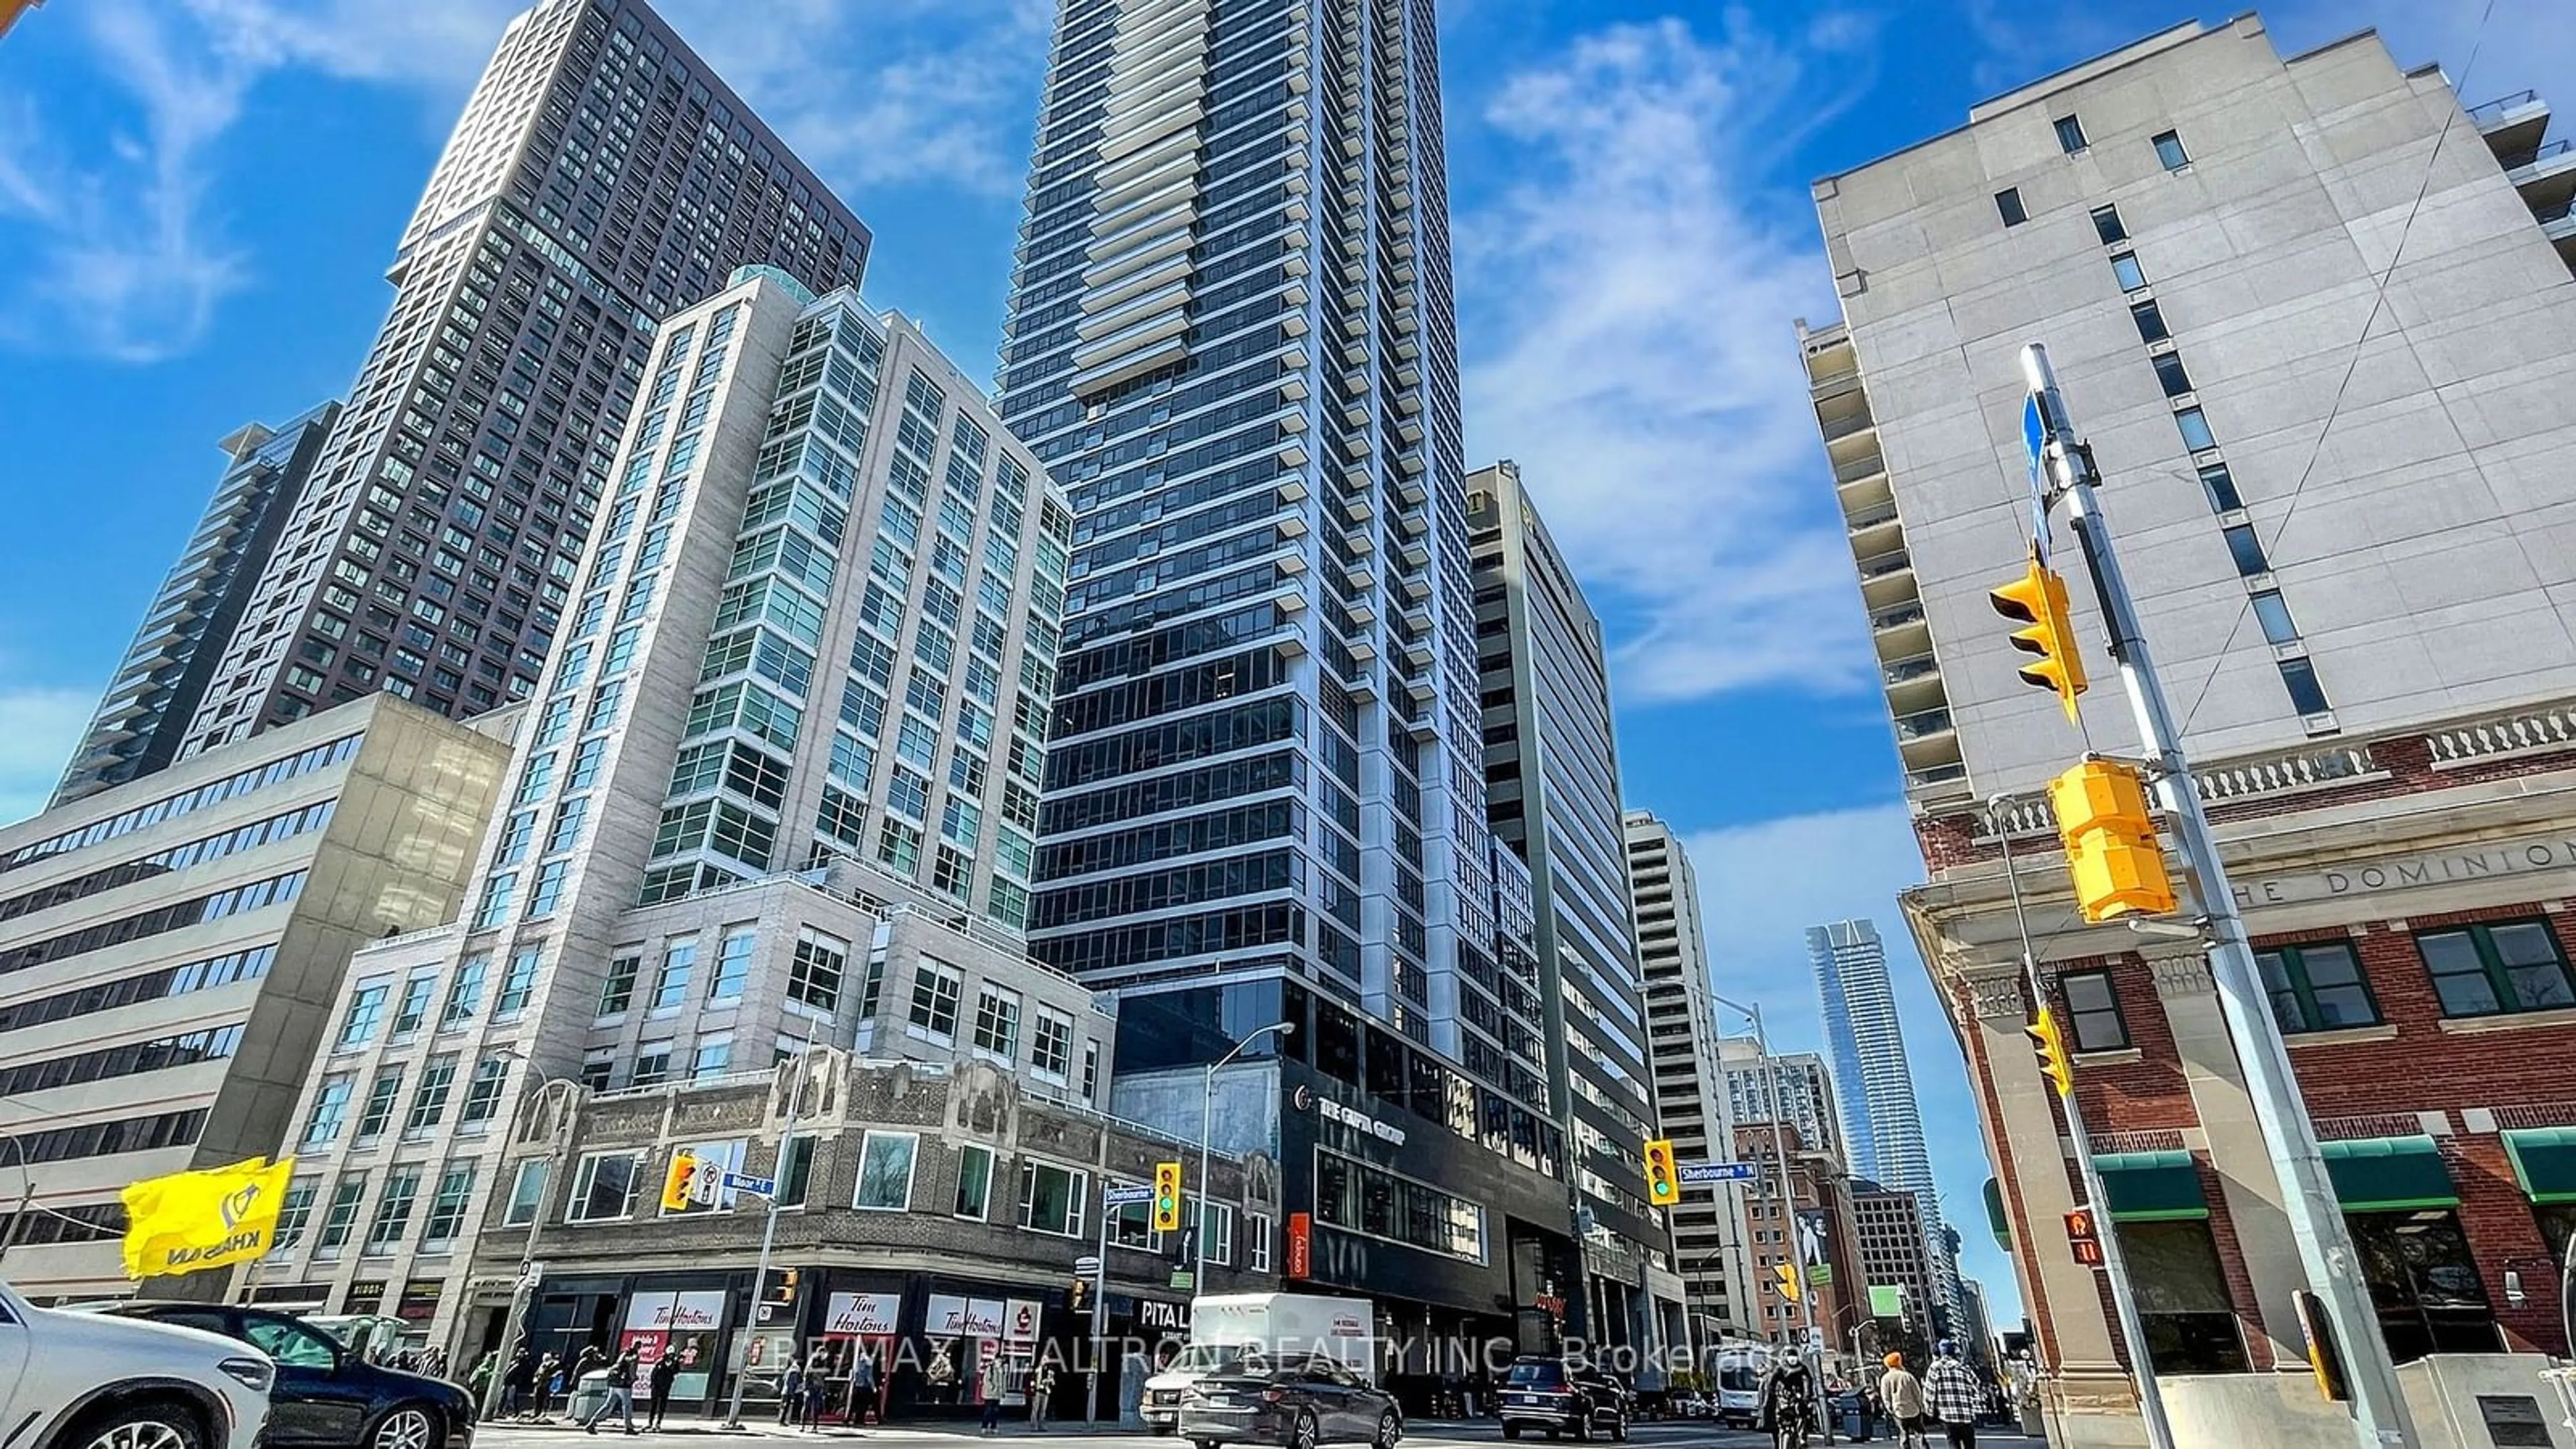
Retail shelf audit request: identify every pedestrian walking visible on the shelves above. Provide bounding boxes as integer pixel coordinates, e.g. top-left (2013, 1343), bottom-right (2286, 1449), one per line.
top-left (980, 1371), bottom-right (1004, 1436)
top-left (498, 1338), bottom-right (537, 1419)
top-left (1028, 1363), bottom-right (1057, 1431)
top-left (584, 1347), bottom-right (642, 1435)
top-left (1923, 1343), bottom-right (1982, 1449)
top-left (1876, 1354), bottom-right (1929, 1449)
top-left (803, 1366), bottom-right (830, 1431)
top-left (647, 1349), bottom-right (681, 1431)
top-left (850, 1350), bottom-right (880, 1426)
top-left (780, 1360), bottom-right (806, 1428)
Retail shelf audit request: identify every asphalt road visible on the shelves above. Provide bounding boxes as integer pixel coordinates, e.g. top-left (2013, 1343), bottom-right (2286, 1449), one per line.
top-left (476, 1415), bottom-right (2031, 1449)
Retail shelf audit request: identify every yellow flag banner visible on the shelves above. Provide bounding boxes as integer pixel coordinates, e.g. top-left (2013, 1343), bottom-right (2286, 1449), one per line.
top-left (121, 1156), bottom-right (296, 1281)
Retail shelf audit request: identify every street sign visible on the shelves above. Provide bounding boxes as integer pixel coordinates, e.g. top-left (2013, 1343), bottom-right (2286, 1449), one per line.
top-left (2022, 392), bottom-right (2053, 565)
top-left (1074, 1254), bottom-right (1102, 1276)
top-left (1103, 1184), bottom-right (1154, 1207)
top-left (1169, 1269), bottom-right (1195, 1292)
top-left (722, 1171), bottom-right (776, 1195)
top-left (1678, 1162), bottom-right (1758, 1185)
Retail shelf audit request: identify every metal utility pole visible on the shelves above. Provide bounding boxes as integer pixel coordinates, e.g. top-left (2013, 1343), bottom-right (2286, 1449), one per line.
top-left (1994, 812), bottom-right (2176, 1449)
top-left (725, 1047), bottom-right (818, 1429)
top-left (480, 1076), bottom-right (581, 1423)
top-left (2023, 341), bottom-right (2418, 1448)
top-left (1713, 994), bottom-right (1831, 1441)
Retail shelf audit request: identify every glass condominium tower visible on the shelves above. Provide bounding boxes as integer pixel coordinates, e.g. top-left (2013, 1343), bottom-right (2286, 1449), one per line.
top-left (1000, 0), bottom-right (1589, 1351)
top-left (178, 0), bottom-right (866, 759)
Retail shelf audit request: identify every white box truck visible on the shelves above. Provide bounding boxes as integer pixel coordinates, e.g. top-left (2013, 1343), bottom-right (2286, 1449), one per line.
top-left (1140, 1293), bottom-right (1377, 1433)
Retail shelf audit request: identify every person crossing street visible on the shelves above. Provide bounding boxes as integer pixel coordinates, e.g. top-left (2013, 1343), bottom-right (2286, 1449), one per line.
top-left (1876, 1353), bottom-right (1929, 1449)
top-left (1923, 1342), bottom-right (1984, 1449)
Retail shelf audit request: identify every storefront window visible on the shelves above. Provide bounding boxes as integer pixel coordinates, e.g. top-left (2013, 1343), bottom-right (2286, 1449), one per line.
top-left (2117, 1220), bottom-right (2249, 1373)
top-left (2347, 1208), bottom-right (2501, 1362)
top-left (2536, 1203), bottom-right (2576, 1267)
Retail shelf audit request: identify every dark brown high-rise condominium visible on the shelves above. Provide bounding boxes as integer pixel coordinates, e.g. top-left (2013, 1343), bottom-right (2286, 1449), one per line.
top-left (170, 0), bottom-right (866, 758)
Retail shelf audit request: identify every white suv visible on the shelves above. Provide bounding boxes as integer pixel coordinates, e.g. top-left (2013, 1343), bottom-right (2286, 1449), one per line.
top-left (0, 1281), bottom-right (274, 1449)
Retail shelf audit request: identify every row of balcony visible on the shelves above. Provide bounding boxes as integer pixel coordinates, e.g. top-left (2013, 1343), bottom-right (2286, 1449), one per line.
top-left (2472, 89), bottom-right (2576, 270)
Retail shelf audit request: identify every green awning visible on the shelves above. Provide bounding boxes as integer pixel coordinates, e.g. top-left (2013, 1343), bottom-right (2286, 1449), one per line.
top-left (1985, 1177), bottom-right (2011, 1250)
top-left (2503, 1128), bottom-right (2576, 1204)
top-left (2092, 1150), bottom-right (2208, 1222)
top-left (2322, 1136), bottom-right (2459, 1212)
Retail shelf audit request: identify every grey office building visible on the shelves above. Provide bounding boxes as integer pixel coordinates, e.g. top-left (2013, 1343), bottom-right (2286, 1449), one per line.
top-left (177, 0), bottom-right (865, 758)
top-left (999, 0), bottom-right (1593, 1364)
top-left (54, 404), bottom-right (340, 806)
top-left (1470, 460), bottom-right (1670, 1348)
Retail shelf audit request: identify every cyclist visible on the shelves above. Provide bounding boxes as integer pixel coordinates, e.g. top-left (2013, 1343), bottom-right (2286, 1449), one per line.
top-left (1756, 1348), bottom-right (1818, 1448)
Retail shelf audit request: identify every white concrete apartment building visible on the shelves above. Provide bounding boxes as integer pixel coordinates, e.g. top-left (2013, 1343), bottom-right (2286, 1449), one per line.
top-left (1623, 810), bottom-right (1752, 1345)
top-left (250, 267), bottom-right (1091, 1347)
top-left (0, 694), bottom-right (513, 1301)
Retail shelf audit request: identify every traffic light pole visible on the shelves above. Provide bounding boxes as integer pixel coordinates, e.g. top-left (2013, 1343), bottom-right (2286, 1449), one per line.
top-left (1713, 994), bottom-right (1830, 1441)
top-left (2023, 343), bottom-right (2419, 1449)
top-left (1993, 815), bottom-right (2175, 1449)
top-left (723, 1049), bottom-right (813, 1430)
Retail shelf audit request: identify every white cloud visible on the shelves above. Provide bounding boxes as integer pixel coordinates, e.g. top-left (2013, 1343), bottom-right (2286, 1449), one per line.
top-left (1456, 15), bottom-right (1880, 704)
top-left (0, 688), bottom-right (93, 826)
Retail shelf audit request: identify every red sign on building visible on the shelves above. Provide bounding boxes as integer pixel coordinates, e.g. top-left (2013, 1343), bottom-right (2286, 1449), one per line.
top-left (1286, 1212), bottom-right (1312, 1279)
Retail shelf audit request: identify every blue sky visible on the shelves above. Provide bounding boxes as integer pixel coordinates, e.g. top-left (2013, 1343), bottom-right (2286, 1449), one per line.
top-left (0, 0), bottom-right (2565, 1323)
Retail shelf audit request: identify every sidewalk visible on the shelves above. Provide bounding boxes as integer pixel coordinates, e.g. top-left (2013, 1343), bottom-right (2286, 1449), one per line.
top-left (476, 1417), bottom-right (1146, 1438)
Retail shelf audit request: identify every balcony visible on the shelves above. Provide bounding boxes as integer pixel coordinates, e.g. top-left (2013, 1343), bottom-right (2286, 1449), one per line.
top-left (2503, 137), bottom-right (2576, 212)
top-left (1854, 546), bottom-right (1914, 604)
top-left (1892, 707), bottom-right (1955, 745)
top-left (1815, 394), bottom-right (1875, 444)
top-left (2535, 197), bottom-right (2576, 268)
top-left (1880, 652), bottom-right (1946, 710)
top-left (2471, 89), bottom-right (2553, 164)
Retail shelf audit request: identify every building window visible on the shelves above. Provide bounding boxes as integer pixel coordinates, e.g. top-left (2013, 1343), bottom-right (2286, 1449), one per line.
top-left (363, 1167), bottom-right (421, 1254)
top-left (502, 1161), bottom-right (547, 1226)
top-left (337, 983), bottom-right (390, 1049)
top-left (2153, 130), bottom-right (2191, 171)
top-left (1247, 1212), bottom-right (1273, 1272)
top-left (652, 938), bottom-right (696, 1010)
top-left (2255, 942), bottom-right (2379, 1033)
top-left (908, 959), bottom-right (961, 1043)
top-left (2117, 1219), bottom-right (2251, 1373)
top-left (566, 1151), bottom-right (645, 1222)
top-left (788, 931), bottom-right (847, 1014)
top-left (1031, 1009), bottom-right (1074, 1082)
top-left (599, 952), bottom-right (641, 1016)
top-left (955, 1142), bottom-right (994, 1220)
top-left (2345, 1208), bottom-right (2496, 1361)
top-left (2251, 591), bottom-right (2300, 645)
top-left (458, 1057), bottom-right (509, 1129)
top-left (443, 957), bottom-right (487, 1028)
top-left (1199, 1200), bottom-right (1236, 1267)
top-left (1018, 1160), bottom-right (1089, 1237)
top-left (2416, 922), bottom-right (2576, 1018)
top-left (854, 1130), bottom-right (918, 1211)
top-left (2061, 971), bottom-right (2129, 1051)
top-left (2091, 205), bottom-right (2127, 244)
top-left (2176, 406), bottom-right (2216, 453)
top-left (2214, 526), bottom-right (2266, 578)
top-left (404, 1055), bottom-right (458, 1138)
top-left (972, 985), bottom-right (1021, 1062)
top-left (2197, 463), bottom-right (2242, 513)
top-left (271, 1180), bottom-right (318, 1253)
top-left (354, 1069), bottom-right (402, 1143)
top-left (777, 1134), bottom-right (817, 1208)
top-left (692, 1036), bottom-right (734, 1081)
top-left (2131, 300), bottom-right (2169, 344)
top-left (1995, 188), bottom-right (2028, 227)
top-left (707, 926), bottom-right (754, 1004)
top-left (2054, 114), bottom-right (2088, 154)
top-left (303, 1075), bottom-right (354, 1146)
top-left (2279, 658), bottom-right (2330, 716)
top-left (496, 947), bottom-right (540, 1019)
top-left (580, 1050), bottom-right (614, 1091)
top-left (2152, 354), bottom-right (2194, 398)
top-left (632, 1042), bottom-right (672, 1087)
top-left (313, 1176), bottom-right (366, 1255)
top-left (391, 975), bottom-right (435, 1038)
top-left (2112, 254), bottom-right (2147, 291)
top-left (421, 1164), bottom-right (476, 1249)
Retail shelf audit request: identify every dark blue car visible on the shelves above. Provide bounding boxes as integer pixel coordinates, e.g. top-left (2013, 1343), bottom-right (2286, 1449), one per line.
top-left (100, 1303), bottom-right (474, 1449)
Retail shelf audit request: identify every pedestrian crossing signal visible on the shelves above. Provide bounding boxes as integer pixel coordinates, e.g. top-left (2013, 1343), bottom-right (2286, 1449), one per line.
top-left (1152, 1161), bottom-right (1183, 1232)
top-left (661, 1150), bottom-right (700, 1212)
top-left (1642, 1138), bottom-right (1679, 1205)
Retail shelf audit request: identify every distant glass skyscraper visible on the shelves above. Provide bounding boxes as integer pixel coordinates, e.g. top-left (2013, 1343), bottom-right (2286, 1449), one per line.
top-left (54, 403), bottom-right (339, 806)
top-left (177, 0), bottom-right (867, 758)
top-left (999, 0), bottom-right (1591, 1354)
top-left (1809, 917), bottom-right (1960, 1331)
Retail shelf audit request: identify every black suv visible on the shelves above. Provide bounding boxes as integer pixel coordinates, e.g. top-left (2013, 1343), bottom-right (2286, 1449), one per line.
top-left (101, 1303), bottom-right (473, 1449)
top-left (1497, 1358), bottom-right (1626, 1442)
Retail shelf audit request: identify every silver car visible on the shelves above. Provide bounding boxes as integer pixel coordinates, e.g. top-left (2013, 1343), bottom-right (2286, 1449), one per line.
top-left (0, 1280), bottom-right (275, 1449)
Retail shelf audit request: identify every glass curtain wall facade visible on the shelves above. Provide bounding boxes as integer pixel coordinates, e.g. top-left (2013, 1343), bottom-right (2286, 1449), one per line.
top-left (56, 404), bottom-right (341, 806)
top-left (180, 0), bottom-right (867, 759)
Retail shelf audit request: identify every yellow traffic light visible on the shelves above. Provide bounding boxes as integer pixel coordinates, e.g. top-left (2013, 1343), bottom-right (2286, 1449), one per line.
top-left (1642, 1138), bottom-right (1678, 1205)
top-left (1990, 550), bottom-right (2088, 720)
top-left (1774, 1263), bottom-right (1801, 1303)
top-left (2026, 1006), bottom-right (2072, 1098)
top-left (2050, 759), bottom-right (2178, 922)
top-left (661, 1149), bottom-right (700, 1212)
top-left (1152, 1161), bottom-right (1184, 1232)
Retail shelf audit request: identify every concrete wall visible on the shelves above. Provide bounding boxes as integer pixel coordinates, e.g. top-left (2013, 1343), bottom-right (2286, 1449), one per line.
top-left (2045, 1356), bottom-right (2576, 1449)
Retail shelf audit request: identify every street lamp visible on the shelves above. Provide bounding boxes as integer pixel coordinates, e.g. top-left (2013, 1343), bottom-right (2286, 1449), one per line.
top-left (1196, 1021), bottom-right (1293, 1292)
top-left (479, 1069), bottom-right (583, 1424)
